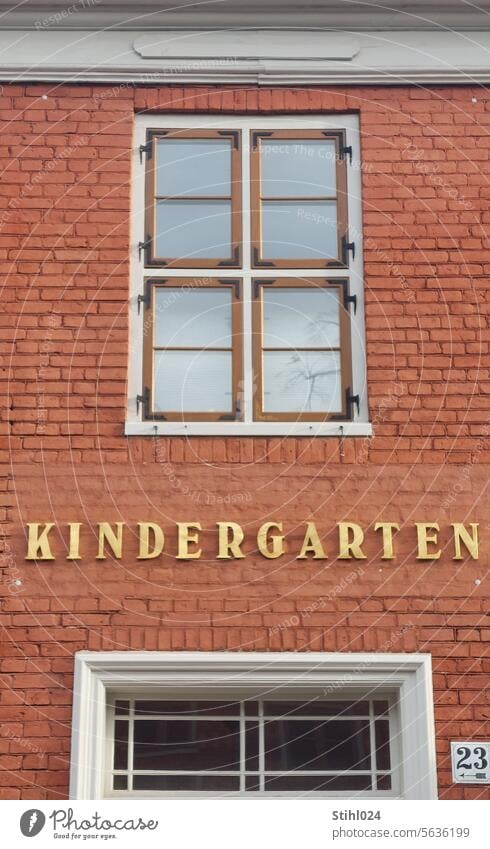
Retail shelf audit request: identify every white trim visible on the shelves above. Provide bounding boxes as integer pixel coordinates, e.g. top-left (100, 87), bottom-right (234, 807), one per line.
top-left (124, 421), bottom-right (373, 437)
top-left (70, 651), bottom-right (438, 801)
top-left (1, 29), bottom-right (490, 84)
top-left (128, 113), bottom-right (369, 434)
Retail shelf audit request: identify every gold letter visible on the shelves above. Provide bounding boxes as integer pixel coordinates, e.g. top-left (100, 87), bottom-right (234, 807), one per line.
top-left (25, 523), bottom-right (55, 560)
top-left (416, 523), bottom-right (440, 560)
top-left (138, 523), bottom-right (164, 560)
top-left (217, 522), bottom-right (244, 559)
top-left (297, 522), bottom-right (327, 559)
top-left (338, 522), bottom-right (366, 559)
top-left (257, 523), bottom-right (284, 559)
top-left (96, 522), bottom-right (124, 559)
top-left (67, 523), bottom-right (81, 560)
top-left (374, 522), bottom-right (400, 560)
top-left (452, 523), bottom-right (479, 560)
top-left (177, 522), bottom-right (202, 560)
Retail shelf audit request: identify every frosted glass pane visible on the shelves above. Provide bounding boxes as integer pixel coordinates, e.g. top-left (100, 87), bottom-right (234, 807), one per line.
top-left (154, 350), bottom-right (232, 413)
top-left (156, 200), bottom-right (231, 260)
top-left (156, 139), bottom-right (231, 197)
top-left (261, 201), bottom-right (338, 260)
top-left (263, 288), bottom-right (340, 348)
top-left (154, 288), bottom-right (232, 347)
top-left (260, 140), bottom-right (337, 197)
top-left (263, 351), bottom-right (342, 414)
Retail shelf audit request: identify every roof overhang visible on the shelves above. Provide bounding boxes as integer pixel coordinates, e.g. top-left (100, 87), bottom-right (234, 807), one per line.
top-left (0, 2), bottom-right (488, 85)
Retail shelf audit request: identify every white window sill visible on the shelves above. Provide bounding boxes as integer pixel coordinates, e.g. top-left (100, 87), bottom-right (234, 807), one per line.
top-left (124, 421), bottom-right (373, 437)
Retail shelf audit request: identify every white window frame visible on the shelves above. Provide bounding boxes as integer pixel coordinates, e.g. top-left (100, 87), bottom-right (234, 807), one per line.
top-left (126, 115), bottom-right (371, 438)
top-left (70, 652), bottom-right (437, 800)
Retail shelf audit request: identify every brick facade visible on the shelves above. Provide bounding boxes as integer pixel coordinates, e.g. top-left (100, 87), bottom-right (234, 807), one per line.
top-left (0, 84), bottom-right (488, 799)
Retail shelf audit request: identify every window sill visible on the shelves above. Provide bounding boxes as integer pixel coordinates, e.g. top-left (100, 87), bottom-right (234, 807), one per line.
top-left (124, 421), bottom-right (373, 437)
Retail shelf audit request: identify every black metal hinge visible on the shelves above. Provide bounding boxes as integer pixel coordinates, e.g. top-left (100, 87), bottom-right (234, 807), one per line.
top-left (253, 278), bottom-right (275, 299)
top-left (136, 387), bottom-right (151, 419)
top-left (340, 144), bottom-right (353, 164)
top-left (139, 140), bottom-right (153, 162)
top-left (252, 246), bottom-right (275, 268)
top-left (218, 246), bottom-right (240, 267)
top-left (218, 278), bottom-right (241, 299)
top-left (138, 237), bottom-right (151, 262)
top-left (342, 236), bottom-right (356, 265)
top-left (346, 388), bottom-right (360, 419)
top-left (219, 398), bottom-right (242, 421)
top-left (217, 129), bottom-right (240, 150)
top-left (344, 293), bottom-right (357, 314)
top-left (251, 131), bottom-right (274, 150)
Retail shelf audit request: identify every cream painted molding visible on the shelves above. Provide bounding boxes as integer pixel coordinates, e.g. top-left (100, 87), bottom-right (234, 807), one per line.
top-left (0, 29), bottom-right (490, 84)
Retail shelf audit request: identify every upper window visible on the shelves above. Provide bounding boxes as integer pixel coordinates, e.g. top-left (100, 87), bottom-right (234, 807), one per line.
top-left (250, 130), bottom-right (348, 268)
top-left (144, 129), bottom-right (241, 268)
top-left (130, 116), bottom-right (368, 436)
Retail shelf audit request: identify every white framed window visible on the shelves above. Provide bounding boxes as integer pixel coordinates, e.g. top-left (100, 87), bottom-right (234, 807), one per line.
top-left (70, 652), bottom-right (437, 799)
top-left (126, 115), bottom-right (370, 437)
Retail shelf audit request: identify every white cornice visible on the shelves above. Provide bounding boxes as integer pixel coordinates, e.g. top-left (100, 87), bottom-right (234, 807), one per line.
top-left (2, 2), bottom-right (490, 32)
top-left (0, 29), bottom-right (490, 85)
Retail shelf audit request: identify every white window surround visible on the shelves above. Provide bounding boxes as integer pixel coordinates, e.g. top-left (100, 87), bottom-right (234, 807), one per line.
top-left (70, 651), bottom-right (437, 800)
top-left (126, 114), bottom-right (371, 438)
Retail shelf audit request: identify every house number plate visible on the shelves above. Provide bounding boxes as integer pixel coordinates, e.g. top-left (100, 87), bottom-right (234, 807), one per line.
top-left (451, 741), bottom-right (490, 783)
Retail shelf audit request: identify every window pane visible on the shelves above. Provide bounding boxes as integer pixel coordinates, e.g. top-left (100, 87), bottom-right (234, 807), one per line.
top-left (263, 701), bottom-right (370, 718)
top-left (113, 775), bottom-right (128, 790)
top-left (264, 719), bottom-right (371, 771)
top-left (263, 288), bottom-right (340, 348)
top-left (263, 351), bottom-right (342, 414)
top-left (375, 720), bottom-right (391, 771)
top-left (154, 350), bottom-right (232, 413)
top-left (264, 775), bottom-right (372, 792)
top-left (133, 719), bottom-right (240, 771)
top-left (155, 200), bottom-right (231, 260)
top-left (374, 700), bottom-right (390, 717)
top-left (260, 140), bottom-right (337, 197)
top-left (133, 775), bottom-right (240, 791)
top-left (260, 201), bottom-right (338, 260)
top-left (154, 288), bottom-right (232, 348)
top-left (134, 701), bottom-right (240, 717)
top-left (377, 774), bottom-right (392, 791)
top-left (245, 722), bottom-right (259, 772)
top-left (114, 699), bottom-right (129, 716)
top-left (156, 139), bottom-right (231, 197)
top-left (113, 720), bottom-right (129, 771)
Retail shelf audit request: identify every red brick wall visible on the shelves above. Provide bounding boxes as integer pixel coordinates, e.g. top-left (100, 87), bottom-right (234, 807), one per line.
top-left (0, 84), bottom-right (488, 799)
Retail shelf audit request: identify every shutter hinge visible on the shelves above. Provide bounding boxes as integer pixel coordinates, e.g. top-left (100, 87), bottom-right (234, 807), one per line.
top-left (340, 144), bottom-right (353, 164)
top-left (136, 387), bottom-right (151, 419)
top-left (219, 398), bottom-right (242, 421)
top-left (346, 388), bottom-right (360, 419)
top-left (252, 246), bottom-right (275, 268)
top-left (218, 246), bottom-right (240, 267)
top-left (344, 293), bottom-right (357, 314)
top-left (138, 237), bottom-right (151, 262)
top-left (342, 236), bottom-right (356, 264)
top-left (139, 140), bottom-right (152, 162)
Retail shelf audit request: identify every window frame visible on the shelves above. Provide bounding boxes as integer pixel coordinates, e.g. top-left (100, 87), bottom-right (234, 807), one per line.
top-left (250, 129), bottom-right (349, 269)
top-left (252, 277), bottom-right (353, 422)
top-left (143, 128), bottom-right (242, 269)
top-left (70, 651), bottom-right (437, 800)
top-left (107, 693), bottom-right (397, 796)
top-left (127, 114), bottom-right (371, 438)
top-left (141, 276), bottom-right (243, 421)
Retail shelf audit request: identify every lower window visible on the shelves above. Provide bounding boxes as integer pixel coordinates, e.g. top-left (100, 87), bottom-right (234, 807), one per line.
top-left (109, 695), bottom-right (393, 794)
top-left (70, 652), bottom-right (437, 799)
